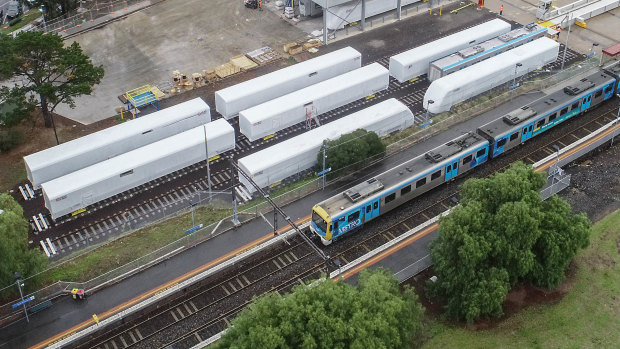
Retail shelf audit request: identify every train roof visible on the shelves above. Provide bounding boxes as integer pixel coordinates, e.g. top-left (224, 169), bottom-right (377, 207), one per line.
top-left (319, 132), bottom-right (487, 216)
top-left (24, 98), bottom-right (210, 173)
top-left (424, 37), bottom-right (560, 114)
top-left (432, 23), bottom-right (546, 71)
top-left (41, 119), bottom-right (233, 199)
top-left (478, 70), bottom-right (616, 139)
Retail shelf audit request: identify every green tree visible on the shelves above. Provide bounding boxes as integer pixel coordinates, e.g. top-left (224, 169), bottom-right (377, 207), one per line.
top-left (0, 194), bottom-right (48, 294)
top-left (428, 162), bottom-right (590, 323)
top-left (27, 1), bottom-right (80, 20)
top-left (215, 268), bottom-right (425, 349)
top-left (0, 31), bottom-right (104, 141)
top-left (318, 129), bottom-right (386, 178)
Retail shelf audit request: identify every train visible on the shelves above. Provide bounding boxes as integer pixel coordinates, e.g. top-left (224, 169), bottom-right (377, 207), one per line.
top-left (310, 63), bottom-right (620, 245)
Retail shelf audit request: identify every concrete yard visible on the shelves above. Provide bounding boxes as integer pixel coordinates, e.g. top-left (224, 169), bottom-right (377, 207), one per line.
top-left (59, 0), bottom-right (309, 124)
top-left (56, 0), bottom-right (620, 125)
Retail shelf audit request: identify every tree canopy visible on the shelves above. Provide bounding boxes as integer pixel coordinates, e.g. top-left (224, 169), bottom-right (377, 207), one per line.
top-left (317, 129), bottom-right (386, 178)
top-left (428, 162), bottom-right (590, 323)
top-left (0, 194), bottom-right (48, 294)
top-left (0, 31), bottom-right (104, 134)
top-left (215, 268), bottom-right (425, 349)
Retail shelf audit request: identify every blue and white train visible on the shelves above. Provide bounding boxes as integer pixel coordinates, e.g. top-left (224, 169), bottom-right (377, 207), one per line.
top-left (311, 64), bottom-right (620, 245)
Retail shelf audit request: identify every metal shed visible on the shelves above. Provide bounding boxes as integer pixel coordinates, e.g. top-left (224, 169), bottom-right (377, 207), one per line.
top-left (24, 98), bottom-right (211, 189)
top-left (238, 98), bottom-right (414, 193)
top-left (42, 119), bottom-right (234, 220)
top-left (389, 19), bottom-right (512, 83)
top-left (215, 47), bottom-right (362, 119)
top-left (424, 37), bottom-right (560, 114)
top-left (238, 63), bottom-right (389, 142)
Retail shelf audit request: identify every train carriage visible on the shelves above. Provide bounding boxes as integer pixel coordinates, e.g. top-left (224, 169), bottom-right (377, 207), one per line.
top-left (311, 132), bottom-right (489, 244)
top-left (477, 70), bottom-right (617, 157)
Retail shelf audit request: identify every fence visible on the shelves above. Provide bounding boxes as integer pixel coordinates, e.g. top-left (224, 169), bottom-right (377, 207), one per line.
top-left (0, 56), bottom-right (601, 324)
top-left (37, 0), bottom-right (162, 36)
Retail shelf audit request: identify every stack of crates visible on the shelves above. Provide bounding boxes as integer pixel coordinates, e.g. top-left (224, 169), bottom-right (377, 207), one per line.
top-left (284, 6), bottom-right (294, 18)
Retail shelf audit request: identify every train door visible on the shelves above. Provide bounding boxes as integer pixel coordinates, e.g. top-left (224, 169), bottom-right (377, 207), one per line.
top-left (521, 123), bottom-right (534, 142)
top-left (364, 199), bottom-right (380, 222)
top-left (582, 94), bottom-right (592, 110)
top-left (445, 160), bottom-right (459, 180)
top-left (82, 192), bottom-right (94, 206)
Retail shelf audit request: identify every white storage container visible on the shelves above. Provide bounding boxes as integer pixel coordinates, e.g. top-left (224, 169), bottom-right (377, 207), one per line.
top-left (24, 98), bottom-right (211, 189)
top-left (424, 37), bottom-right (560, 114)
top-left (42, 119), bottom-right (234, 220)
top-left (238, 99), bottom-right (414, 193)
top-left (389, 19), bottom-right (511, 83)
top-left (239, 63), bottom-right (389, 142)
top-left (215, 47), bottom-right (362, 119)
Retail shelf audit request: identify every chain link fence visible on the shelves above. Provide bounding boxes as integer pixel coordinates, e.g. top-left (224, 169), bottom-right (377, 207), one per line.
top-left (37, 0), bottom-right (162, 36)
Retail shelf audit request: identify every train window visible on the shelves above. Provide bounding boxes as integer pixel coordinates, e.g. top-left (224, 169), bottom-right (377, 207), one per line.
top-left (463, 154), bottom-right (472, 164)
top-left (431, 170), bottom-right (441, 181)
top-left (476, 148), bottom-right (486, 157)
top-left (604, 85), bottom-right (612, 93)
top-left (536, 119), bottom-right (545, 128)
top-left (510, 132), bottom-right (519, 141)
top-left (366, 205), bottom-right (371, 214)
top-left (373, 202), bottom-right (378, 209)
top-left (416, 177), bottom-right (427, 188)
top-left (446, 164), bottom-right (452, 172)
top-left (348, 211), bottom-right (360, 222)
top-left (497, 138), bottom-right (507, 147)
top-left (549, 113), bottom-right (557, 121)
top-left (571, 102), bottom-right (579, 110)
top-left (595, 90), bottom-right (602, 98)
top-left (385, 193), bottom-right (396, 204)
top-left (120, 170), bottom-right (134, 177)
top-left (401, 185), bottom-right (412, 195)
top-left (560, 107), bottom-right (568, 115)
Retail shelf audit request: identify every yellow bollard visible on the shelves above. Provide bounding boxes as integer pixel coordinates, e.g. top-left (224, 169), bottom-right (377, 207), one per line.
top-left (430, 5), bottom-right (432, 14)
top-left (440, 6), bottom-right (442, 15)
top-left (120, 108), bottom-right (124, 120)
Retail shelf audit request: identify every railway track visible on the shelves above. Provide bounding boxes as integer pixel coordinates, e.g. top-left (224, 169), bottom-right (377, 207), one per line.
top-left (25, 44), bottom-right (584, 259)
top-left (70, 100), bottom-right (617, 348)
top-left (73, 234), bottom-right (325, 349)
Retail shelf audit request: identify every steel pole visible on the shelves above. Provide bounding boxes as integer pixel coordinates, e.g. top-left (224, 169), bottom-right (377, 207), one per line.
top-left (397, 0), bottom-right (402, 20)
top-left (16, 279), bottom-right (29, 323)
top-left (361, 0), bottom-right (365, 31)
top-left (561, 16), bottom-right (572, 71)
top-left (322, 145), bottom-right (327, 190)
top-left (611, 101), bottom-right (620, 146)
top-left (204, 125), bottom-right (212, 201)
top-left (323, 1), bottom-right (328, 45)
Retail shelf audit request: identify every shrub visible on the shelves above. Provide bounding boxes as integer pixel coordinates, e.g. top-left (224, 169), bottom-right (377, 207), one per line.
top-left (0, 129), bottom-right (23, 151)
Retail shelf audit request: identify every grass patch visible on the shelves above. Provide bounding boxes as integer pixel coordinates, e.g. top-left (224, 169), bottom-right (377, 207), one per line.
top-left (1, 9), bottom-right (43, 35)
top-left (44, 207), bottom-right (231, 283)
top-left (423, 209), bottom-right (620, 348)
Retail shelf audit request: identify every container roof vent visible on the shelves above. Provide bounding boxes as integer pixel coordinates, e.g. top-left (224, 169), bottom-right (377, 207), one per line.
top-left (503, 106), bottom-right (537, 125)
top-left (563, 78), bottom-right (595, 95)
top-left (344, 178), bottom-right (384, 203)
